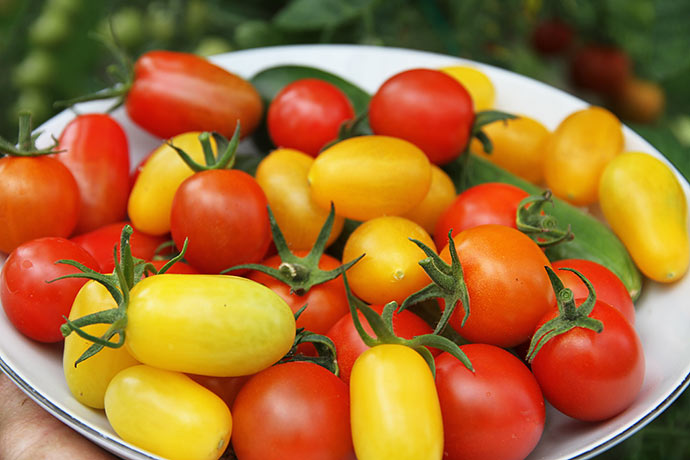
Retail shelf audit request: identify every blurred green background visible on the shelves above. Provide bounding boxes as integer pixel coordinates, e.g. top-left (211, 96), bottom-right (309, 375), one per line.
top-left (1, 0), bottom-right (689, 458)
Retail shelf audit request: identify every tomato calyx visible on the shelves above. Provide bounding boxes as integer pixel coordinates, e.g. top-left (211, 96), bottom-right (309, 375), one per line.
top-left (225, 204), bottom-right (363, 296)
top-left (321, 110), bottom-right (372, 152)
top-left (526, 266), bottom-right (604, 363)
top-left (516, 190), bottom-right (574, 248)
top-left (398, 232), bottom-right (471, 335)
top-left (343, 271), bottom-right (473, 377)
top-left (0, 112), bottom-right (63, 157)
top-left (53, 225), bottom-right (188, 366)
top-left (167, 125), bottom-right (240, 172)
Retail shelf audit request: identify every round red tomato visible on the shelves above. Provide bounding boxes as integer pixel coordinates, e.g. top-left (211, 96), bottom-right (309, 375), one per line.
top-left (70, 221), bottom-right (170, 274)
top-left (146, 259), bottom-right (200, 276)
top-left (439, 225), bottom-right (555, 348)
top-left (0, 156), bottom-right (80, 254)
top-left (0, 237), bottom-right (100, 342)
top-left (231, 361), bottom-right (354, 460)
top-left (435, 344), bottom-right (545, 460)
top-left (530, 301), bottom-right (645, 421)
top-left (326, 304), bottom-right (438, 384)
top-left (570, 44), bottom-right (631, 97)
top-left (434, 182), bottom-right (528, 249)
top-left (170, 169), bottom-right (271, 274)
top-left (551, 258), bottom-right (635, 324)
top-left (369, 68), bottom-right (474, 165)
top-left (267, 78), bottom-right (355, 156)
top-left (56, 113), bottom-right (130, 234)
top-left (247, 251), bottom-right (348, 335)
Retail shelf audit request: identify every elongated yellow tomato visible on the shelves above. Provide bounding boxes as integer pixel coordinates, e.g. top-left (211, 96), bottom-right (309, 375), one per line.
top-left (342, 216), bottom-right (435, 305)
top-left (471, 114), bottom-right (550, 184)
top-left (127, 132), bottom-right (217, 235)
top-left (350, 344), bottom-right (443, 460)
top-left (599, 152), bottom-right (689, 282)
top-left (440, 65), bottom-right (495, 111)
top-left (543, 106), bottom-right (623, 206)
top-left (308, 135), bottom-right (432, 221)
top-left (104, 365), bottom-right (232, 460)
top-left (63, 281), bottom-right (139, 409)
top-left (255, 148), bottom-right (344, 250)
top-left (401, 164), bottom-right (457, 235)
top-left (125, 274), bottom-right (295, 376)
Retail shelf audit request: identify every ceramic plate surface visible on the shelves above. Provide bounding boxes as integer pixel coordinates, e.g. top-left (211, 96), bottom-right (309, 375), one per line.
top-left (1, 44), bottom-right (689, 460)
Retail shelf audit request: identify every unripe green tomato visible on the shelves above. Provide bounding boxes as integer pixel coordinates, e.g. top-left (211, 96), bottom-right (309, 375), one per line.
top-left (44, 0), bottom-right (82, 17)
top-left (194, 36), bottom-right (234, 57)
top-left (12, 88), bottom-right (52, 122)
top-left (185, 0), bottom-right (208, 37)
top-left (12, 50), bottom-right (57, 88)
top-left (98, 7), bottom-right (146, 50)
top-left (147, 2), bottom-right (175, 43)
top-left (29, 11), bottom-right (70, 47)
top-left (234, 20), bottom-right (281, 49)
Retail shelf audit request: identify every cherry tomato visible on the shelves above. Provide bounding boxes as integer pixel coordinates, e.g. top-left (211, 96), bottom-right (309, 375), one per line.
top-left (1, 237), bottom-right (100, 342)
top-left (401, 164), bottom-right (457, 236)
top-left (308, 135), bottom-right (432, 221)
top-left (247, 251), bottom-right (348, 334)
top-left (231, 361), bottom-right (354, 460)
top-left (570, 44), bottom-right (631, 97)
top-left (267, 78), bottom-right (355, 156)
top-left (327, 304), bottom-right (437, 384)
top-left (0, 156), bottom-right (80, 254)
top-left (188, 374), bottom-right (251, 409)
top-left (440, 225), bottom-right (555, 348)
top-left (439, 65), bottom-right (495, 111)
top-left (125, 50), bottom-right (263, 140)
top-left (369, 68), bottom-right (474, 165)
top-left (434, 182), bottom-right (528, 249)
top-left (254, 148), bottom-right (344, 250)
top-left (435, 344), bottom-right (545, 460)
top-left (530, 301), bottom-right (645, 421)
top-left (70, 221), bottom-right (170, 274)
top-left (531, 18), bottom-right (574, 56)
top-left (104, 365), bottom-right (232, 460)
top-left (551, 259), bottom-right (635, 324)
top-left (56, 113), bottom-right (130, 234)
top-left (342, 216), bottom-right (435, 306)
top-left (170, 169), bottom-right (271, 274)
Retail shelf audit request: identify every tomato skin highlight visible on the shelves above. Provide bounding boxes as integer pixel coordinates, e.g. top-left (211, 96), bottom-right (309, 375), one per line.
top-left (435, 344), bottom-right (545, 460)
top-left (104, 365), bottom-right (232, 460)
top-left (1, 237), bottom-right (100, 342)
top-left (56, 113), bottom-right (130, 234)
top-left (530, 301), bottom-right (645, 422)
top-left (231, 361), bottom-right (354, 460)
top-left (125, 50), bottom-right (263, 140)
top-left (0, 156), bottom-right (80, 254)
top-left (350, 344), bottom-right (443, 460)
top-left (125, 274), bottom-right (296, 377)
top-left (369, 68), bottom-right (474, 165)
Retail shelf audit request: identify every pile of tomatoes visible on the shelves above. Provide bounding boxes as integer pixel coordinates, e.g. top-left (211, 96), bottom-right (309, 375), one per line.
top-left (1, 48), bottom-right (688, 460)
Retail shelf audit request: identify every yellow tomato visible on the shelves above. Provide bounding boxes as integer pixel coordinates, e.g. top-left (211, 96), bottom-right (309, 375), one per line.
top-left (471, 114), bottom-right (550, 184)
top-left (255, 148), bottom-right (344, 250)
top-left (63, 281), bottom-right (139, 409)
top-left (104, 365), bottom-right (232, 460)
top-left (125, 274), bottom-right (295, 376)
top-left (350, 344), bottom-right (443, 460)
top-left (599, 152), bottom-right (689, 282)
top-left (342, 216), bottom-right (435, 305)
top-left (307, 135), bottom-right (432, 221)
top-left (401, 164), bottom-right (457, 235)
top-left (440, 65), bottom-right (495, 111)
top-left (543, 106), bottom-right (623, 206)
top-left (127, 132), bottom-right (217, 235)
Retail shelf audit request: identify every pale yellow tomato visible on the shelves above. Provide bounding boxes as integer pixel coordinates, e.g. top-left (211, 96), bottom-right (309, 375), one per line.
top-left (440, 65), bottom-right (495, 111)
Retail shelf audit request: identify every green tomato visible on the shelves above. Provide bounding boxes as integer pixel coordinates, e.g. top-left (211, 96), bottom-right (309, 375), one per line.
top-left (29, 11), bottom-right (70, 47)
top-left (12, 50), bottom-right (57, 88)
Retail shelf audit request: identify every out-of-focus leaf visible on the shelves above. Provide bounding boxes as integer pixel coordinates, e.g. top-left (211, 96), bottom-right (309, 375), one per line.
top-left (631, 123), bottom-right (690, 181)
top-left (273, 0), bottom-right (374, 32)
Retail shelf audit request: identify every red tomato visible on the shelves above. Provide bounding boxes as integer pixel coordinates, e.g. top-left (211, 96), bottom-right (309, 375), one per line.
top-left (188, 374), bottom-right (251, 409)
top-left (433, 182), bottom-right (528, 249)
top-left (146, 259), bottom-right (200, 275)
top-left (570, 44), bottom-right (631, 97)
top-left (56, 113), bottom-right (130, 234)
top-left (247, 251), bottom-right (348, 335)
top-left (125, 50), bottom-right (263, 139)
top-left (435, 344), bottom-right (545, 460)
top-left (0, 156), bottom-right (80, 254)
top-left (0, 237), bottom-right (100, 342)
top-left (170, 169), bottom-right (271, 274)
top-left (531, 18), bottom-right (574, 56)
top-left (530, 301), bottom-right (645, 421)
top-left (231, 361), bottom-right (354, 460)
top-left (70, 221), bottom-right (170, 273)
top-left (369, 68), bottom-right (474, 165)
top-left (326, 304), bottom-right (438, 384)
top-left (440, 225), bottom-right (555, 348)
top-left (267, 78), bottom-right (355, 156)
top-left (551, 259), bottom-right (635, 324)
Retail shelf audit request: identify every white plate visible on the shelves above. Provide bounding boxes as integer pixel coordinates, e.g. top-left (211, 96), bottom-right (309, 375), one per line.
top-left (1, 44), bottom-right (690, 460)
